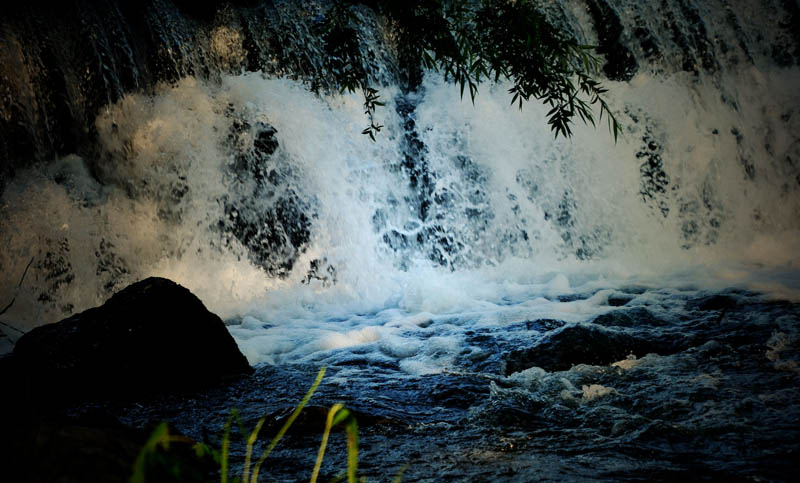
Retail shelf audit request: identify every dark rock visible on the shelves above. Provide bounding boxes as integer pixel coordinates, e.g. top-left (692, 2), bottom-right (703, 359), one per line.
top-left (260, 405), bottom-right (403, 437)
top-left (504, 324), bottom-right (662, 374)
top-left (11, 277), bottom-right (252, 405)
top-left (686, 294), bottom-right (738, 311)
top-left (618, 285), bottom-right (650, 294)
top-left (253, 122), bottom-right (279, 158)
top-left (584, 0), bottom-right (638, 81)
top-left (607, 293), bottom-right (635, 306)
top-left (522, 319), bottom-right (566, 332)
top-left (591, 307), bottom-right (669, 327)
top-left (2, 416), bottom-right (215, 483)
top-left (221, 116), bottom-right (316, 278)
top-left (556, 293), bottom-right (590, 302)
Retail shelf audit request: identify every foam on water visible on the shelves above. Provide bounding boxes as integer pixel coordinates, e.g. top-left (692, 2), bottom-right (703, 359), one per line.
top-left (2, 54), bottom-right (800, 367)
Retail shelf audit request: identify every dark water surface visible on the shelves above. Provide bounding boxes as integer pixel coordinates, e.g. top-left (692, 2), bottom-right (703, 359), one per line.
top-left (64, 288), bottom-right (799, 482)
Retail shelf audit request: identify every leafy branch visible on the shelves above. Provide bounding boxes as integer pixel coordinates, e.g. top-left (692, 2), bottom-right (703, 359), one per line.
top-left (315, 2), bottom-right (384, 141)
top-left (361, 87), bottom-right (385, 141)
top-left (318, 0), bottom-right (621, 141)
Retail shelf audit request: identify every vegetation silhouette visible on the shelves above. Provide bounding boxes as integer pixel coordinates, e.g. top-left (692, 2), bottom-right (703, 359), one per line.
top-left (316, 0), bottom-right (621, 141)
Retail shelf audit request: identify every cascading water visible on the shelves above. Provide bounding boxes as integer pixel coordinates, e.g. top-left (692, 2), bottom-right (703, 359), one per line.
top-left (1, 0), bottom-right (799, 480)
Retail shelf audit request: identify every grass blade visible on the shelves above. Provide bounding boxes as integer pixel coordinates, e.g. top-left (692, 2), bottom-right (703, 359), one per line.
top-left (310, 403), bottom-right (345, 483)
top-left (392, 464), bottom-right (409, 483)
top-left (221, 412), bottom-right (234, 483)
top-left (242, 416), bottom-right (266, 483)
top-left (344, 418), bottom-right (358, 483)
top-left (250, 367), bottom-right (326, 483)
top-left (130, 423), bottom-right (170, 483)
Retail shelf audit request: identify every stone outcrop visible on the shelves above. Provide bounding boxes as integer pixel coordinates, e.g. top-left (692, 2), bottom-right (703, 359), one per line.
top-left (10, 277), bottom-right (252, 404)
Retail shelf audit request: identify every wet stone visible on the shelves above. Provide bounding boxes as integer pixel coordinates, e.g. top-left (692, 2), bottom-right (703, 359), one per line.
top-left (10, 277), bottom-right (253, 406)
top-left (686, 294), bottom-right (739, 311)
top-left (591, 307), bottom-right (670, 328)
top-left (556, 293), bottom-right (591, 302)
top-left (504, 323), bottom-right (663, 374)
top-left (607, 293), bottom-right (635, 306)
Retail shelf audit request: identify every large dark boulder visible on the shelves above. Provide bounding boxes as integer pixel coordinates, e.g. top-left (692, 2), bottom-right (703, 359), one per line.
top-left (11, 277), bottom-right (252, 404)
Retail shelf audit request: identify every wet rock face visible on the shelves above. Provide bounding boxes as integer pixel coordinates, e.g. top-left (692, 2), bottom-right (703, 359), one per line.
top-left (220, 115), bottom-right (315, 277)
top-left (11, 277), bottom-right (252, 405)
top-left (0, 0), bottom-right (344, 191)
top-left (584, 0), bottom-right (638, 81)
top-left (591, 307), bottom-right (670, 327)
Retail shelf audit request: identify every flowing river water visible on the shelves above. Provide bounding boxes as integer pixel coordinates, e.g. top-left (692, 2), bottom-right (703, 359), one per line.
top-left (1, 1), bottom-right (799, 480)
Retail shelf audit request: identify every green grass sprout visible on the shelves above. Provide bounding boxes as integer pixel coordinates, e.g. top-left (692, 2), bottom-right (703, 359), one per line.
top-left (249, 366), bottom-right (326, 482)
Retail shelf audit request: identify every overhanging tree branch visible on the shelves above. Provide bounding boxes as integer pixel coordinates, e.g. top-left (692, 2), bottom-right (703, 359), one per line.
top-left (318, 0), bottom-right (621, 141)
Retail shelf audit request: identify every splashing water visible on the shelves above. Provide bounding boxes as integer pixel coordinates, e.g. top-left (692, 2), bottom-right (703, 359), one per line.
top-left (2, 1), bottom-right (800, 479)
top-left (1, 62), bottom-right (799, 362)
top-left (1, 1), bottom-right (799, 339)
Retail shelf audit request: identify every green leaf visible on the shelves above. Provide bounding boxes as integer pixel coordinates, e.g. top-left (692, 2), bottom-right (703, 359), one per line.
top-left (345, 418), bottom-right (359, 483)
top-left (310, 403), bottom-right (345, 483)
top-left (317, 0), bottom-right (620, 142)
top-left (130, 423), bottom-right (170, 483)
top-left (332, 407), bottom-right (351, 427)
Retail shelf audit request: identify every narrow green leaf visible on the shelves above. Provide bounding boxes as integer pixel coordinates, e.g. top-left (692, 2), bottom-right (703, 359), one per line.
top-left (221, 413), bottom-right (234, 483)
top-left (250, 367), bottom-right (326, 483)
top-left (241, 416), bottom-right (266, 483)
top-left (345, 418), bottom-right (359, 483)
top-left (130, 423), bottom-right (170, 483)
top-left (332, 408), bottom-right (351, 427)
top-left (310, 403), bottom-right (345, 483)
top-left (392, 464), bottom-right (409, 483)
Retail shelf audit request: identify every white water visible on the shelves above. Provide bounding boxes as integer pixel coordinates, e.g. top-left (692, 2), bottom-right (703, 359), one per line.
top-left (2, 59), bottom-right (800, 364)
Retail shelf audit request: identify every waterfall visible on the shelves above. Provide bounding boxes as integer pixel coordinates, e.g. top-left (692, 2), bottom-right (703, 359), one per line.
top-left (2, 0), bottom-right (799, 335)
